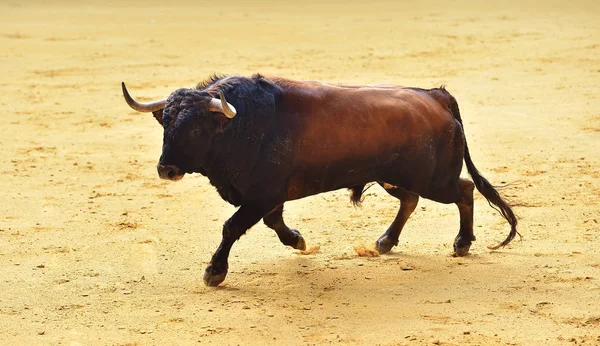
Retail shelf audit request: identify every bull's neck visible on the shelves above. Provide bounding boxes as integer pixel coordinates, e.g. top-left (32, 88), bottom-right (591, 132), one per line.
top-left (199, 121), bottom-right (266, 204)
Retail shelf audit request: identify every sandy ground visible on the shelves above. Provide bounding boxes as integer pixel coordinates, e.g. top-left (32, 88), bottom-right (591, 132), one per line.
top-left (1, 0), bottom-right (599, 345)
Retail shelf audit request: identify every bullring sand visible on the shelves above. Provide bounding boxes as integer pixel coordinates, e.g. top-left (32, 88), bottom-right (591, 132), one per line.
top-left (1, 1), bottom-right (599, 345)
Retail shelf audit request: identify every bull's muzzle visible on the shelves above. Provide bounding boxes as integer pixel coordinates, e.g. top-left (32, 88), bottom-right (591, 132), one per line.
top-left (157, 164), bottom-right (185, 181)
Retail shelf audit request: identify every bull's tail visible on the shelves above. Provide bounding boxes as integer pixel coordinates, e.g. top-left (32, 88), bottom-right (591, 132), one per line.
top-left (446, 90), bottom-right (520, 249)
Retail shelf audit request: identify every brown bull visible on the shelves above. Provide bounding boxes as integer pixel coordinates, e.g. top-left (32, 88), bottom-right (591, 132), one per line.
top-left (123, 74), bottom-right (519, 286)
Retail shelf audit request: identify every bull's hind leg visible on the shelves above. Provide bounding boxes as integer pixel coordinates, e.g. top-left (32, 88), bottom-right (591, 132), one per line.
top-left (427, 178), bottom-right (476, 256)
top-left (375, 183), bottom-right (419, 254)
top-left (263, 204), bottom-right (306, 251)
top-left (453, 179), bottom-right (476, 256)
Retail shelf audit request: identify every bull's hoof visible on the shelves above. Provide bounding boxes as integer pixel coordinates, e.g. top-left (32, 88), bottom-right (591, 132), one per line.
top-left (294, 235), bottom-right (307, 251)
top-left (453, 235), bottom-right (473, 257)
top-left (452, 244), bottom-right (471, 257)
top-left (203, 263), bottom-right (228, 287)
top-left (291, 229), bottom-right (306, 251)
top-left (285, 229), bottom-right (306, 250)
top-left (375, 235), bottom-right (398, 255)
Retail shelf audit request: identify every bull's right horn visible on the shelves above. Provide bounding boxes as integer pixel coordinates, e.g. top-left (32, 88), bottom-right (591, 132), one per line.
top-left (122, 82), bottom-right (167, 113)
top-left (208, 90), bottom-right (237, 119)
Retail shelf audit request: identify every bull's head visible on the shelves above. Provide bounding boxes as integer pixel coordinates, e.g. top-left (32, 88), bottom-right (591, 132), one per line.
top-left (122, 82), bottom-right (236, 181)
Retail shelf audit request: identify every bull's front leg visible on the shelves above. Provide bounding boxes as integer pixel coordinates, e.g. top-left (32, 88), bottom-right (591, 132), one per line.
top-left (204, 203), bottom-right (273, 287)
top-left (263, 204), bottom-right (306, 251)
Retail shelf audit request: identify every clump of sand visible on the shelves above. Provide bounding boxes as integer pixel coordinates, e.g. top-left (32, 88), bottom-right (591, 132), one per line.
top-left (296, 245), bottom-right (321, 255)
top-left (353, 240), bottom-right (380, 257)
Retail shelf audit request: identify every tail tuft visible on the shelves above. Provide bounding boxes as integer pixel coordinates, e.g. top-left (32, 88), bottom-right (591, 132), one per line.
top-left (349, 185), bottom-right (365, 206)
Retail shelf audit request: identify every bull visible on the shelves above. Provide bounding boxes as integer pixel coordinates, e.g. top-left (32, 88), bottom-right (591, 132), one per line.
top-left (122, 74), bottom-right (518, 286)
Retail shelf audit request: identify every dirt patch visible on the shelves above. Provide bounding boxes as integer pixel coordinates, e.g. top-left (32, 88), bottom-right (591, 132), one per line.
top-left (1, 0), bottom-right (599, 345)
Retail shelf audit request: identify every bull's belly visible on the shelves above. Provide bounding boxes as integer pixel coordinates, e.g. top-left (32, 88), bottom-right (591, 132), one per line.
top-left (285, 159), bottom-right (436, 201)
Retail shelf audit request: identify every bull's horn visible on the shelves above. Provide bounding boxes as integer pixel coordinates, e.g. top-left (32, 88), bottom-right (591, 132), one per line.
top-left (208, 90), bottom-right (237, 118)
top-left (122, 82), bottom-right (167, 113)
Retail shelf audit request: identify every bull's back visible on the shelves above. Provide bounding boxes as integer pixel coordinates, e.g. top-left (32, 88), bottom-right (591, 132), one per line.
top-left (277, 83), bottom-right (461, 197)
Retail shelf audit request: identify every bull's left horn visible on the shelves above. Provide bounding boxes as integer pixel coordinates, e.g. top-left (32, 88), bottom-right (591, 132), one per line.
top-left (122, 82), bottom-right (167, 113)
top-left (208, 90), bottom-right (237, 118)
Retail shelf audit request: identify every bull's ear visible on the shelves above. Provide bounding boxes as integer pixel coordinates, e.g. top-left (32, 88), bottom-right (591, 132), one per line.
top-left (152, 109), bottom-right (164, 126)
top-left (213, 112), bottom-right (230, 134)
